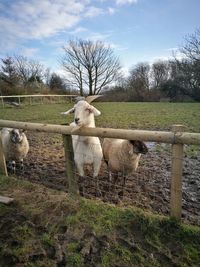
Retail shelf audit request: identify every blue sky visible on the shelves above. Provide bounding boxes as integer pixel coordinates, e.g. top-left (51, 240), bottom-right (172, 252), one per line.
top-left (0, 0), bottom-right (199, 76)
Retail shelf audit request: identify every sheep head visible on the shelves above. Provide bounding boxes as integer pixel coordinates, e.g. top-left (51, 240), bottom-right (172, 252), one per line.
top-left (10, 129), bottom-right (26, 144)
top-left (61, 95), bottom-right (102, 127)
top-left (129, 140), bottom-right (148, 155)
top-left (61, 100), bottom-right (101, 127)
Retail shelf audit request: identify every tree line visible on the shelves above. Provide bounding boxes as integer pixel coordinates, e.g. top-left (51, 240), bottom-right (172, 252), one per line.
top-left (105, 28), bottom-right (200, 102)
top-left (0, 28), bottom-right (199, 101)
top-left (0, 55), bottom-right (72, 96)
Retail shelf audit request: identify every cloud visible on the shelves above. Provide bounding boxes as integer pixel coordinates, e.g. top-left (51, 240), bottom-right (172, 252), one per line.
top-left (84, 6), bottom-right (104, 18)
top-left (107, 7), bottom-right (116, 15)
top-left (0, 0), bottom-right (117, 54)
top-left (116, 0), bottom-right (138, 5)
top-left (87, 31), bottom-right (113, 41)
top-left (4, 0), bottom-right (84, 38)
top-left (69, 27), bottom-right (88, 35)
top-left (19, 47), bottom-right (39, 57)
top-left (0, 0), bottom-right (107, 52)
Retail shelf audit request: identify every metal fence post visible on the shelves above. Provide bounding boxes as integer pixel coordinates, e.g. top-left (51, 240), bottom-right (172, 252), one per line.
top-left (62, 134), bottom-right (78, 196)
top-left (170, 124), bottom-right (186, 220)
top-left (0, 133), bottom-right (8, 176)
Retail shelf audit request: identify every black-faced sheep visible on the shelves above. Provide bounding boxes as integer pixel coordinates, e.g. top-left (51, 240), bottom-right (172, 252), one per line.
top-left (102, 138), bottom-right (148, 195)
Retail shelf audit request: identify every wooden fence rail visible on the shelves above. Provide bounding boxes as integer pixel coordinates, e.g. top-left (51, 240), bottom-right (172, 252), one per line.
top-left (0, 119), bottom-right (200, 221)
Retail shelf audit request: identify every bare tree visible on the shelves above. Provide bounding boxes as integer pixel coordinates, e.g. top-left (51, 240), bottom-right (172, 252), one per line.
top-left (61, 39), bottom-right (121, 95)
top-left (127, 62), bottom-right (150, 101)
top-left (14, 55), bottom-right (45, 85)
top-left (151, 60), bottom-right (170, 89)
top-left (173, 28), bottom-right (200, 100)
top-left (0, 56), bottom-right (21, 95)
top-left (49, 72), bottom-right (67, 93)
top-left (180, 28), bottom-right (200, 62)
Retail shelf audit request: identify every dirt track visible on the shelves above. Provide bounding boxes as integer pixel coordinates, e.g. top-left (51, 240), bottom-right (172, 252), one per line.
top-left (14, 132), bottom-right (200, 225)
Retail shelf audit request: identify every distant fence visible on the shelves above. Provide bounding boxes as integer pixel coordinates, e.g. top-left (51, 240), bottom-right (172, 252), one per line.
top-left (0, 119), bottom-right (200, 221)
top-left (0, 94), bottom-right (78, 107)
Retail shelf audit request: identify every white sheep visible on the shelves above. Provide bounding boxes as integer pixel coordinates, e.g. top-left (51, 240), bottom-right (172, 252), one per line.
top-left (1, 128), bottom-right (29, 173)
top-left (61, 96), bottom-right (103, 196)
top-left (102, 138), bottom-right (148, 195)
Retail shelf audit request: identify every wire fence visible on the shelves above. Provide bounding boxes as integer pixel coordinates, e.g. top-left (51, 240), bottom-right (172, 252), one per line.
top-left (1, 131), bottom-right (199, 225)
top-left (0, 121), bottom-right (200, 225)
top-left (0, 94), bottom-right (78, 107)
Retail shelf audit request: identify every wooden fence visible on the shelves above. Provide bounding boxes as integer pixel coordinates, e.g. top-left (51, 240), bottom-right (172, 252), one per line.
top-left (0, 119), bottom-right (200, 221)
top-left (0, 94), bottom-right (78, 107)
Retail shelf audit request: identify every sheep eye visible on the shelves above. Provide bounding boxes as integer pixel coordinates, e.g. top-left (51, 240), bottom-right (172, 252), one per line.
top-left (85, 108), bottom-right (92, 113)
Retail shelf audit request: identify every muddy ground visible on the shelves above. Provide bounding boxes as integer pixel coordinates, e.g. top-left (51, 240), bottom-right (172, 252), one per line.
top-left (14, 132), bottom-right (200, 225)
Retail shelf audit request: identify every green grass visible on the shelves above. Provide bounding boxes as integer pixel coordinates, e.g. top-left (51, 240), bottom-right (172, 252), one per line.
top-left (0, 102), bottom-right (200, 132)
top-left (0, 102), bottom-right (200, 265)
top-left (0, 175), bottom-right (200, 267)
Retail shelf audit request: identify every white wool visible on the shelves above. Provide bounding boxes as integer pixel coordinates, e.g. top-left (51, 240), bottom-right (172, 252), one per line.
top-left (61, 100), bottom-right (103, 178)
top-left (1, 128), bottom-right (29, 172)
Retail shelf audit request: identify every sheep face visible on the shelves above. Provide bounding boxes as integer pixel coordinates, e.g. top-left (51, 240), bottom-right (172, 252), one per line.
top-left (65, 100), bottom-right (101, 127)
top-left (10, 129), bottom-right (25, 144)
top-left (129, 140), bottom-right (148, 155)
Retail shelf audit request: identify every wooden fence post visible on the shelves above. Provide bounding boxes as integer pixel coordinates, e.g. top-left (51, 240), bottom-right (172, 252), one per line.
top-left (1, 97), bottom-right (4, 108)
top-left (62, 134), bottom-right (78, 196)
top-left (170, 125), bottom-right (186, 220)
top-left (0, 133), bottom-right (8, 176)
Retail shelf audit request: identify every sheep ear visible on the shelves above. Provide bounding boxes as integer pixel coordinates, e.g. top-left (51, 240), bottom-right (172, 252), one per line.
top-left (90, 105), bottom-right (101, 116)
top-left (60, 107), bottom-right (75, 115)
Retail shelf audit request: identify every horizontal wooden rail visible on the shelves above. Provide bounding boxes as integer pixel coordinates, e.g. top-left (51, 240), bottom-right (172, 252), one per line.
top-left (0, 120), bottom-right (200, 145)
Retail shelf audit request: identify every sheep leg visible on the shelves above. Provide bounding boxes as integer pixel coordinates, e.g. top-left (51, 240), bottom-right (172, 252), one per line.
top-left (78, 176), bottom-right (85, 196)
top-left (20, 159), bottom-right (24, 171)
top-left (104, 160), bottom-right (112, 192)
top-left (122, 175), bottom-right (126, 198)
top-left (118, 174), bottom-right (126, 199)
top-left (75, 162), bottom-right (85, 196)
top-left (93, 161), bottom-right (102, 197)
top-left (9, 160), bottom-right (16, 174)
top-left (76, 162), bottom-right (85, 177)
top-left (108, 171), bottom-right (112, 192)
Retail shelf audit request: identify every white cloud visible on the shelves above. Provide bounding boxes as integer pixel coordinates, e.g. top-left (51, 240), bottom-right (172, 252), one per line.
top-left (87, 31), bottom-right (112, 41)
top-left (0, 0), bottom-right (116, 54)
top-left (116, 0), bottom-right (138, 5)
top-left (84, 6), bottom-right (104, 18)
top-left (0, 0), bottom-right (107, 51)
top-left (69, 27), bottom-right (88, 35)
top-left (107, 7), bottom-right (116, 15)
top-left (20, 47), bottom-right (39, 57)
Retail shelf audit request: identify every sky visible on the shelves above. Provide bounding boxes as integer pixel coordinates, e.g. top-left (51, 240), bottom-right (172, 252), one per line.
top-left (0, 0), bottom-right (200, 76)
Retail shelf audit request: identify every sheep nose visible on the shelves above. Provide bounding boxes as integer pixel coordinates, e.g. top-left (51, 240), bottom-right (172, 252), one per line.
top-left (75, 118), bottom-right (80, 124)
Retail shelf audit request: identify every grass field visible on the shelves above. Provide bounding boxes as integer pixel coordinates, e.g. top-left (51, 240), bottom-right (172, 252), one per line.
top-left (0, 102), bottom-right (200, 266)
top-left (0, 175), bottom-right (200, 267)
top-left (0, 102), bottom-right (200, 132)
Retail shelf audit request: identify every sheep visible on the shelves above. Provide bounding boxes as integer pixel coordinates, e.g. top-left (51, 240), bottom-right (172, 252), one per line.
top-left (0, 128), bottom-right (29, 173)
top-left (102, 138), bottom-right (148, 196)
top-left (61, 96), bottom-right (103, 196)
